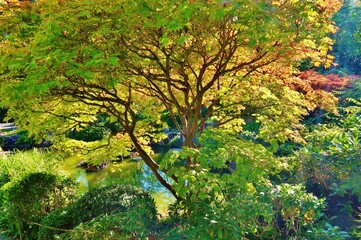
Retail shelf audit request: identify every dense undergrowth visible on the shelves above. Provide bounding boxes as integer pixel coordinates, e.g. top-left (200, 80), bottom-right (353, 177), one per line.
top-left (1, 113), bottom-right (360, 239)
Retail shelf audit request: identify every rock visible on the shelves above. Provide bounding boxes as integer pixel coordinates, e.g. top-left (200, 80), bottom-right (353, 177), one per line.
top-left (0, 134), bottom-right (32, 151)
top-left (132, 156), bottom-right (142, 161)
top-left (76, 160), bottom-right (88, 168)
top-left (0, 133), bottom-right (51, 151)
top-left (0, 123), bottom-right (16, 131)
top-left (76, 160), bottom-right (109, 172)
top-left (85, 161), bottom-right (109, 172)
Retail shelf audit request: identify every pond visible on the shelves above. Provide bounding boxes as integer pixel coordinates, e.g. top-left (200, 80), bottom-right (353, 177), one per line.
top-left (60, 155), bottom-right (176, 215)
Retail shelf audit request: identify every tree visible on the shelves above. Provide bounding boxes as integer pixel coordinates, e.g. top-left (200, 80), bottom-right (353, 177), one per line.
top-left (0, 0), bottom-right (342, 198)
top-left (298, 70), bottom-right (351, 92)
top-left (329, 0), bottom-right (361, 74)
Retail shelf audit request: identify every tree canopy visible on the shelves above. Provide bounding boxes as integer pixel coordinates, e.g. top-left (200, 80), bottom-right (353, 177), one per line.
top-left (0, 0), bottom-right (342, 197)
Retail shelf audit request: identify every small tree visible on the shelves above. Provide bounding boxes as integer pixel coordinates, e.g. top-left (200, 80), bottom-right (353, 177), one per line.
top-left (0, 0), bottom-right (342, 198)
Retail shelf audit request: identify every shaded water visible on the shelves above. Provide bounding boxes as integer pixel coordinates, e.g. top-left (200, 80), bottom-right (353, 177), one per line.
top-left (60, 156), bottom-right (176, 215)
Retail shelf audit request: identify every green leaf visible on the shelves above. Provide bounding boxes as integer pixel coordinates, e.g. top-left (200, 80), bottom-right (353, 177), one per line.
top-left (217, 228), bottom-right (223, 239)
top-left (159, 34), bottom-right (172, 46)
top-left (108, 56), bottom-right (119, 66)
top-left (176, 35), bottom-right (187, 45)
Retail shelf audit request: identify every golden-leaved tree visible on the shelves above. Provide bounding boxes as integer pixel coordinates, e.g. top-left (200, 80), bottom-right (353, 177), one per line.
top-left (0, 0), bottom-right (342, 198)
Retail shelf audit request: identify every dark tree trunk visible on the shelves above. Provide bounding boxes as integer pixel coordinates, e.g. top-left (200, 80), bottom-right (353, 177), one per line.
top-left (127, 131), bottom-right (180, 200)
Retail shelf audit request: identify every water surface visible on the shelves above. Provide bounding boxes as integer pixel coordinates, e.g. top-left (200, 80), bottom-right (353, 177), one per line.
top-left (60, 155), bottom-right (176, 215)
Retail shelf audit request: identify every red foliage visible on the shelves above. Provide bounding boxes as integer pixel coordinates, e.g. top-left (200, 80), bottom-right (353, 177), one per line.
top-left (299, 70), bottom-right (352, 92)
top-left (2, 0), bottom-right (32, 9)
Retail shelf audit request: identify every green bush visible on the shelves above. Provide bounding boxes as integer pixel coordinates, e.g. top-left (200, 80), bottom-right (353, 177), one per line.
top-left (296, 108), bottom-right (361, 199)
top-left (294, 105), bottom-right (361, 238)
top-left (157, 129), bottom-right (331, 239)
top-left (59, 213), bottom-right (128, 240)
top-left (38, 184), bottom-right (158, 239)
top-left (162, 183), bottom-right (348, 240)
top-left (0, 150), bottom-right (77, 239)
top-left (0, 174), bottom-right (10, 189)
top-left (270, 184), bottom-right (326, 238)
top-left (60, 207), bottom-right (156, 240)
top-left (66, 114), bottom-right (121, 142)
top-left (164, 185), bottom-right (276, 239)
top-left (157, 128), bottom-right (350, 239)
top-left (305, 223), bottom-right (350, 240)
top-left (15, 130), bottom-right (35, 145)
top-left (1, 173), bottom-right (76, 239)
top-left (67, 126), bottom-right (105, 142)
top-left (0, 108), bottom-right (8, 122)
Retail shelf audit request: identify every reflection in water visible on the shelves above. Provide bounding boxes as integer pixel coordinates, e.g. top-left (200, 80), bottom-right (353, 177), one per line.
top-left (60, 155), bottom-right (176, 214)
top-left (76, 171), bottom-right (88, 191)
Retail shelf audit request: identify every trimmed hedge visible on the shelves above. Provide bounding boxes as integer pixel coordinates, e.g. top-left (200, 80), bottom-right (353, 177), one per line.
top-left (38, 184), bottom-right (157, 239)
top-left (1, 172), bottom-right (76, 239)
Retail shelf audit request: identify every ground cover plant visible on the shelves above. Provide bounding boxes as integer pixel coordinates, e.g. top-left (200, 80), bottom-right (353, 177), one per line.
top-left (0, 150), bottom-right (77, 239)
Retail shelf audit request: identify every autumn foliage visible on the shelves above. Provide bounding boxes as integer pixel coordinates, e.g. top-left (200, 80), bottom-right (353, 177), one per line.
top-left (299, 70), bottom-right (352, 92)
top-left (0, 0), bottom-right (344, 199)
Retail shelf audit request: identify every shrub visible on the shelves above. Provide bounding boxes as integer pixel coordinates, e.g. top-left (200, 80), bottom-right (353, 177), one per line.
top-left (0, 108), bottom-right (8, 122)
top-left (295, 105), bottom-right (361, 236)
top-left (296, 109), bottom-right (361, 199)
top-left (38, 184), bottom-right (158, 239)
top-left (305, 223), bottom-right (350, 240)
top-left (270, 184), bottom-right (325, 238)
top-left (58, 213), bottom-right (128, 240)
top-left (0, 150), bottom-right (77, 239)
top-left (158, 129), bottom-right (332, 239)
top-left (1, 173), bottom-right (76, 239)
top-left (67, 126), bottom-right (105, 142)
top-left (66, 114), bottom-right (121, 142)
top-left (15, 130), bottom-right (35, 145)
top-left (162, 183), bottom-right (348, 240)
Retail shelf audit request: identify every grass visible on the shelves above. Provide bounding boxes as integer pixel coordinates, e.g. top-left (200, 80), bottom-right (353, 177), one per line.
top-left (0, 149), bottom-right (60, 183)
